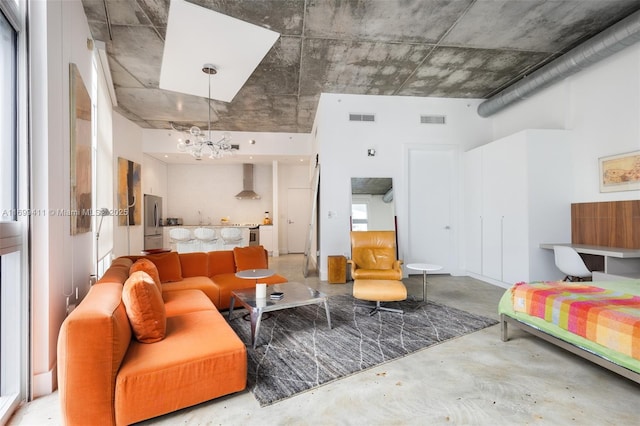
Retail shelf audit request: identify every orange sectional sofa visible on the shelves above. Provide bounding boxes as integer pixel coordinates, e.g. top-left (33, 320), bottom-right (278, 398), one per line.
top-left (57, 246), bottom-right (286, 425)
top-left (126, 247), bottom-right (287, 310)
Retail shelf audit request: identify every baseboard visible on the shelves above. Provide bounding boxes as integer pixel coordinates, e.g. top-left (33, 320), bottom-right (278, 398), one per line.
top-left (466, 272), bottom-right (511, 289)
top-left (32, 364), bottom-right (57, 398)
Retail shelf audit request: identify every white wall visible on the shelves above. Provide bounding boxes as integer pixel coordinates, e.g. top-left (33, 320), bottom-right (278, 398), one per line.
top-left (142, 154), bottom-right (168, 200)
top-left (112, 112), bottom-right (144, 256)
top-left (166, 163), bottom-right (274, 225)
top-left (30, 0), bottom-right (94, 397)
top-left (489, 43), bottom-right (640, 203)
top-left (314, 94), bottom-right (491, 280)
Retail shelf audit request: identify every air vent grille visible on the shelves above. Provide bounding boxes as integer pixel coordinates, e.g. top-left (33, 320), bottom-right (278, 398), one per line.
top-left (349, 113), bottom-right (375, 122)
top-left (420, 115), bottom-right (446, 124)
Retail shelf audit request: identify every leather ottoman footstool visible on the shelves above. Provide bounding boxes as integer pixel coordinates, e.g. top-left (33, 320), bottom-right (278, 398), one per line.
top-left (353, 279), bottom-right (407, 315)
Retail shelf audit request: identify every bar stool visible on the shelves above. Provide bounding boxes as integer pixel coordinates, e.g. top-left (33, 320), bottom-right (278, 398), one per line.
top-left (194, 227), bottom-right (217, 252)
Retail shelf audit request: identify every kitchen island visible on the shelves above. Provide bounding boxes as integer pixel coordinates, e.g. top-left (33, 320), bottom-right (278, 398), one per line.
top-left (163, 225), bottom-right (255, 253)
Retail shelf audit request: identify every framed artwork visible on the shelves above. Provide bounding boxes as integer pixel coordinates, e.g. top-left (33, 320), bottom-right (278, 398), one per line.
top-left (599, 150), bottom-right (640, 193)
top-left (117, 157), bottom-right (141, 225)
top-left (70, 63), bottom-right (92, 235)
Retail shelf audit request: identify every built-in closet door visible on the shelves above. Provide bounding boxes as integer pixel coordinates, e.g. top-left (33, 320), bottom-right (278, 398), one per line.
top-left (407, 146), bottom-right (458, 273)
top-left (480, 141), bottom-right (507, 281)
top-left (481, 136), bottom-right (528, 283)
top-left (463, 129), bottom-right (572, 287)
top-left (463, 147), bottom-right (482, 275)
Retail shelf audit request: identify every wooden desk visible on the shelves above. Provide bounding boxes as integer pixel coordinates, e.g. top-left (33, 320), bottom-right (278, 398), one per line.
top-left (540, 243), bottom-right (640, 280)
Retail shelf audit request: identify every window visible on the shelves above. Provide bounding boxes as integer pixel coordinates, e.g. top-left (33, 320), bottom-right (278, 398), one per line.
top-left (351, 203), bottom-right (368, 231)
top-left (0, 2), bottom-right (27, 422)
top-left (0, 8), bottom-right (16, 220)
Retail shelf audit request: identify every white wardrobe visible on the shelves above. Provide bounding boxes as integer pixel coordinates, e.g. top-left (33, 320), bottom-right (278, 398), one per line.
top-left (464, 129), bottom-right (573, 287)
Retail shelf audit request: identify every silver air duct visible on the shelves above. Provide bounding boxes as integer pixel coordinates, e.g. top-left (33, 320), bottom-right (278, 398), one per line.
top-left (235, 164), bottom-right (261, 200)
top-left (382, 188), bottom-right (393, 203)
top-left (478, 10), bottom-right (640, 118)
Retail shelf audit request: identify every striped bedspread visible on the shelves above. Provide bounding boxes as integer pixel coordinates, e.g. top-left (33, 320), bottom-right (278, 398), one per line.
top-left (512, 281), bottom-right (640, 359)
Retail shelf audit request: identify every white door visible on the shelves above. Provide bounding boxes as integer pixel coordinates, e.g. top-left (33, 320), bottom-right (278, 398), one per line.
top-left (287, 188), bottom-right (311, 253)
top-left (407, 147), bottom-right (457, 272)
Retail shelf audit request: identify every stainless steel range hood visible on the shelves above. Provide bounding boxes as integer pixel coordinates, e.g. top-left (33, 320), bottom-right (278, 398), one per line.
top-left (235, 164), bottom-right (261, 200)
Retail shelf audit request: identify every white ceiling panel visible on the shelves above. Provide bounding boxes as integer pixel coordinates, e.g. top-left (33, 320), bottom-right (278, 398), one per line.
top-left (159, 0), bottom-right (280, 103)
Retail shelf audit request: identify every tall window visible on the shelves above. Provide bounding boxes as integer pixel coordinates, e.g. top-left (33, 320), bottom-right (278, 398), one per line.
top-left (0, 1), bottom-right (27, 422)
top-left (0, 8), bottom-right (16, 219)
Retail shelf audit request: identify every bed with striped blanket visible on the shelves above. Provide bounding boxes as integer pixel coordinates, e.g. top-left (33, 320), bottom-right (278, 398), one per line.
top-left (499, 279), bottom-right (640, 383)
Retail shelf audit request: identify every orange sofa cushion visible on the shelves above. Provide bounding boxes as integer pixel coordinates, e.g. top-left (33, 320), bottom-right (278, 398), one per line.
top-left (122, 271), bottom-right (167, 343)
top-left (161, 276), bottom-right (220, 309)
top-left (115, 310), bottom-right (246, 425)
top-left (163, 290), bottom-right (215, 317)
top-left (207, 250), bottom-right (236, 276)
top-left (145, 251), bottom-right (182, 282)
top-left (179, 252), bottom-right (209, 277)
top-left (233, 245), bottom-right (268, 271)
top-left (129, 259), bottom-right (162, 295)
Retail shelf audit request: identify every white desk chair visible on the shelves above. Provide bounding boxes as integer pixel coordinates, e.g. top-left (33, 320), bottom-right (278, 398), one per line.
top-left (553, 245), bottom-right (592, 282)
top-left (194, 227), bottom-right (218, 252)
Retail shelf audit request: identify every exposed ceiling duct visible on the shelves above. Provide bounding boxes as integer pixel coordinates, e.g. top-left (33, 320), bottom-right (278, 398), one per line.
top-left (235, 164), bottom-right (261, 200)
top-left (478, 10), bottom-right (640, 118)
top-left (382, 188), bottom-right (393, 203)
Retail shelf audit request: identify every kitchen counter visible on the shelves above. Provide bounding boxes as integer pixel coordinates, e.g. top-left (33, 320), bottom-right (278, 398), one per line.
top-left (163, 225), bottom-right (251, 253)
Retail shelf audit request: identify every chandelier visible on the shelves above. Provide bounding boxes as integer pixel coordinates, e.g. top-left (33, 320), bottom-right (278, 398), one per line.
top-left (176, 64), bottom-right (234, 160)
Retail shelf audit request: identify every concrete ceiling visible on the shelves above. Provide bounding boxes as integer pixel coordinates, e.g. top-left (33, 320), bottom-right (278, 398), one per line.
top-left (81, 0), bottom-right (640, 135)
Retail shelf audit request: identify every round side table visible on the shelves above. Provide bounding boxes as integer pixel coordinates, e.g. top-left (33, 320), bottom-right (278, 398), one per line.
top-left (406, 263), bottom-right (443, 302)
top-left (235, 268), bottom-right (275, 283)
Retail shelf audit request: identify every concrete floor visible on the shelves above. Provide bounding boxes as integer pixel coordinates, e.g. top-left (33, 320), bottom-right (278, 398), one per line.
top-left (10, 255), bottom-right (640, 425)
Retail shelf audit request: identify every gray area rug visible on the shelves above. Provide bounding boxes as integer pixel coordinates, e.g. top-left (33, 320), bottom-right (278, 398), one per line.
top-left (228, 294), bottom-right (498, 406)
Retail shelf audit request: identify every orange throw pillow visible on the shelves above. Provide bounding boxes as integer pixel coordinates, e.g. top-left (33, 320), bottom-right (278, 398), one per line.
top-left (145, 251), bottom-right (182, 282)
top-left (130, 258), bottom-right (162, 295)
top-left (122, 271), bottom-right (166, 343)
top-left (233, 245), bottom-right (268, 271)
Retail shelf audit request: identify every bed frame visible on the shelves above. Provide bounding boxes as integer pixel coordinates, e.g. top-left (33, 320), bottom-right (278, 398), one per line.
top-left (500, 313), bottom-right (640, 385)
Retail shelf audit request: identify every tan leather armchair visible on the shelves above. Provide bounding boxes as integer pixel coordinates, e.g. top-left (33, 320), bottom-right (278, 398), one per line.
top-left (348, 231), bottom-right (403, 280)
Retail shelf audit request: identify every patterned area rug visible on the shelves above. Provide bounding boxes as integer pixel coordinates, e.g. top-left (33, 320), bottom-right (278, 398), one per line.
top-left (228, 294), bottom-right (498, 406)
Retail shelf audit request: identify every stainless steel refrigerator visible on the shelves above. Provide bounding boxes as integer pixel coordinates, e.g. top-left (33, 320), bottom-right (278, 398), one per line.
top-left (144, 194), bottom-right (163, 250)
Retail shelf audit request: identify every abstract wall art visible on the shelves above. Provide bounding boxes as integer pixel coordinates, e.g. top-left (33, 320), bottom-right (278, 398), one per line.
top-left (117, 157), bottom-right (141, 225)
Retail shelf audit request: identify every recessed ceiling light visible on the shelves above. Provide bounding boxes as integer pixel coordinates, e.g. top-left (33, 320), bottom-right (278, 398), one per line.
top-left (164, 155), bottom-right (169, 158)
top-left (249, 139), bottom-right (256, 144)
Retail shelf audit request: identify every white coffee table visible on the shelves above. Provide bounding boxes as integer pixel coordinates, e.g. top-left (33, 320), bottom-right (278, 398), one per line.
top-left (406, 263), bottom-right (443, 302)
